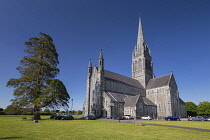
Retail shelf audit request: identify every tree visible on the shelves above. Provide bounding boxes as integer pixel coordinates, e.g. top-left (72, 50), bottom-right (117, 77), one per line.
top-left (4, 105), bottom-right (19, 115)
top-left (44, 109), bottom-right (50, 113)
top-left (0, 108), bottom-right (3, 111)
top-left (7, 32), bottom-right (70, 120)
top-left (185, 102), bottom-right (197, 117)
top-left (77, 110), bottom-right (82, 114)
top-left (197, 101), bottom-right (210, 116)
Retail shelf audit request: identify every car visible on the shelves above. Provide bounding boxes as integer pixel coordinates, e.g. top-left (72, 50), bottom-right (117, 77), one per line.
top-left (165, 116), bottom-right (180, 121)
top-left (124, 115), bottom-right (132, 119)
top-left (61, 115), bottom-right (74, 120)
top-left (110, 115), bottom-right (118, 120)
top-left (50, 115), bottom-right (57, 119)
top-left (117, 116), bottom-right (125, 120)
top-left (206, 117), bottom-right (210, 121)
top-left (141, 115), bottom-right (152, 120)
top-left (85, 115), bottom-right (96, 120)
top-left (188, 116), bottom-right (205, 121)
top-left (54, 116), bottom-right (64, 120)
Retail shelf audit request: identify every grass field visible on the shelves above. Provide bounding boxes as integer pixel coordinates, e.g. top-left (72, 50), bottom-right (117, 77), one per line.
top-left (140, 120), bottom-right (210, 130)
top-left (1, 115), bottom-right (210, 140)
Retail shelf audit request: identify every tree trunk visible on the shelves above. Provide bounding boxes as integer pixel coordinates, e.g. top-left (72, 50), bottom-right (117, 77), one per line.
top-left (33, 106), bottom-right (41, 120)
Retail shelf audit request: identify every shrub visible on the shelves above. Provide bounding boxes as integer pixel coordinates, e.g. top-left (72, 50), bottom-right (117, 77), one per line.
top-left (0, 111), bottom-right (6, 115)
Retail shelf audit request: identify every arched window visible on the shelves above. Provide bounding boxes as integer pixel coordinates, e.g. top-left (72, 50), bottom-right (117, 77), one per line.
top-left (139, 59), bottom-right (141, 70)
top-left (145, 59), bottom-right (148, 69)
top-left (135, 60), bottom-right (138, 70)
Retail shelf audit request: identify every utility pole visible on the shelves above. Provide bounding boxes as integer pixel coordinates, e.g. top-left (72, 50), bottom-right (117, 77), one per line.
top-left (71, 98), bottom-right (73, 114)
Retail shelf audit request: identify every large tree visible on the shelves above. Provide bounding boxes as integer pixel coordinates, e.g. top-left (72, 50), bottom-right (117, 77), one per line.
top-left (7, 32), bottom-right (70, 120)
top-left (185, 102), bottom-right (197, 117)
top-left (197, 101), bottom-right (210, 116)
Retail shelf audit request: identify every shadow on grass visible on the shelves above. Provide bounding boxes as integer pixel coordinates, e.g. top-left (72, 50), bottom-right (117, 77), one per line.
top-left (0, 137), bottom-right (23, 139)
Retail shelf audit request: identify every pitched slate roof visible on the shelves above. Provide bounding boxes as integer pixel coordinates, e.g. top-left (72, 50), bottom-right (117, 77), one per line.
top-left (179, 98), bottom-right (185, 105)
top-left (142, 97), bottom-right (157, 106)
top-left (105, 91), bottom-right (127, 102)
top-left (104, 70), bottom-right (144, 89)
top-left (147, 74), bottom-right (171, 89)
top-left (124, 95), bottom-right (140, 107)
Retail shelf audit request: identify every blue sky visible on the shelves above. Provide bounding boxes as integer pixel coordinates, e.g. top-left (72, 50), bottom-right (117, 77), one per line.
top-left (0, 0), bottom-right (210, 111)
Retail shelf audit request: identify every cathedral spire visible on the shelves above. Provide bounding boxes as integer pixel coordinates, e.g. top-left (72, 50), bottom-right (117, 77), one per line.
top-left (98, 49), bottom-right (104, 71)
top-left (99, 49), bottom-right (103, 59)
top-left (132, 18), bottom-right (153, 88)
top-left (88, 59), bottom-right (92, 76)
top-left (88, 59), bottom-right (92, 68)
top-left (137, 17), bottom-right (145, 47)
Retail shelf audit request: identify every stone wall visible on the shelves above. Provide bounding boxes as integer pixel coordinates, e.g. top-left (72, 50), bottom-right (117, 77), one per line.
top-left (146, 86), bottom-right (171, 118)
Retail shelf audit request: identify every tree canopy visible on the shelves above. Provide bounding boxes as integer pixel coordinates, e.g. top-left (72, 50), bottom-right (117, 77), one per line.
top-left (7, 32), bottom-right (70, 120)
top-left (197, 101), bottom-right (210, 116)
top-left (185, 102), bottom-right (197, 116)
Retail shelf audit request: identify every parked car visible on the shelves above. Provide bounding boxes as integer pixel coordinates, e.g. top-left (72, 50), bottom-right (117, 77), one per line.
top-left (50, 115), bottom-right (57, 119)
top-left (165, 116), bottom-right (180, 121)
top-left (188, 116), bottom-right (205, 121)
top-left (141, 115), bottom-right (152, 120)
top-left (124, 115), bottom-right (133, 119)
top-left (117, 116), bottom-right (125, 120)
top-left (206, 117), bottom-right (210, 121)
top-left (61, 115), bottom-right (74, 120)
top-left (85, 115), bottom-right (96, 120)
top-left (54, 116), bottom-right (64, 120)
top-left (110, 115), bottom-right (118, 120)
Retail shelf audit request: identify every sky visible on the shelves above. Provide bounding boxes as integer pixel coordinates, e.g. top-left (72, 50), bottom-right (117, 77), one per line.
top-left (0, 0), bottom-right (210, 111)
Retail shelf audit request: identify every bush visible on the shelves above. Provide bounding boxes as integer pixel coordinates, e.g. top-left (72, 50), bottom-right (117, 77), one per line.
top-left (40, 112), bottom-right (52, 115)
top-left (0, 111), bottom-right (6, 115)
top-left (21, 112), bottom-right (33, 115)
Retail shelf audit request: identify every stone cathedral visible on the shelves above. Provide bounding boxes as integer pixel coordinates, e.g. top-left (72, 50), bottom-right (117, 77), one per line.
top-left (83, 19), bottom-right (187, 119)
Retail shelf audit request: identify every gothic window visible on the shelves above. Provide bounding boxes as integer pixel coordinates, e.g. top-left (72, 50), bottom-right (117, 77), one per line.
top-left (113, 83), bottom-right (116, 91)
top-left (106, 81), bottom-right (108, 90)
top-left (139, 59), bottom-right (141, 70)
top-left (159, 103), bottom-right (161, 112)
top-left (145, 59), bottom-right (148, 69)
top-left (135, 61), bottom-right (137, 70)
top-left (111, 82), bottom-right (113, 90)
top-left (108, 81), bottom-right (111, 90)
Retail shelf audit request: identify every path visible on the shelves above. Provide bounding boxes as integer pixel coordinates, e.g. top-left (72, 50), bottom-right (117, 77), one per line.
top-left (98, 118), bottom-right (210, 132)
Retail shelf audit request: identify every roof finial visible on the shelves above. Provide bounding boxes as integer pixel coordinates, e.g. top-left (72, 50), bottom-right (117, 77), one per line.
top-left (99, 49), bottom-right (103, 59)
top-left (137, 15), bottom-right (145, 46)
top-left (88, 58), bottom-right (92, 68)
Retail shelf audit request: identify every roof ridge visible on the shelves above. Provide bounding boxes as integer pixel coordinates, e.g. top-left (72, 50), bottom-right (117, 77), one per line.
top-left (167, 73), bottom-right (173, 85)
top-left (107, 92), bottom-right (117, 101)
top-left (134, 94), bottom-right (140, 105)
top-left (104, 69), bottom-right (138, 81)
top-left (151, 73), bottom-right (171, 80)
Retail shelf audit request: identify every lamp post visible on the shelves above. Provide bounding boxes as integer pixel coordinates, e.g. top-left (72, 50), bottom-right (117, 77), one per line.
top-left (71, 99), bottom-right (73, 115)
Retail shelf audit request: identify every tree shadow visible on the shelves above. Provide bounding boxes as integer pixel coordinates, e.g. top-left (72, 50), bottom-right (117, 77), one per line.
top-left (0, 137), bottom-right (23, 139)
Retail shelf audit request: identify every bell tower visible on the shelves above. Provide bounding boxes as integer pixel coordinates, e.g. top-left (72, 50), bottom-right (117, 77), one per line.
top-left (132, 18), bottom-right (154, 88)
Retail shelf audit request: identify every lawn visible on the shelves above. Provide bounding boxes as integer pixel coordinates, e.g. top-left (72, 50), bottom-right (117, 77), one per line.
top-left (140, 120), bottom-right (210, 130)
top-left (0, 115), bottom-right (210, 140)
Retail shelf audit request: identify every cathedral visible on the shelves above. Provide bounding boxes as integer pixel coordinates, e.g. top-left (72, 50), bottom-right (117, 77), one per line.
top-left (83, 19), bottom-right (187, 119)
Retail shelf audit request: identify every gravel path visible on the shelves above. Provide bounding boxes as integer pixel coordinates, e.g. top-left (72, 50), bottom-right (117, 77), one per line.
top-left (145, 123), bottom-right (210, 132)
top-left (98, 118), bottom-right (210, 132)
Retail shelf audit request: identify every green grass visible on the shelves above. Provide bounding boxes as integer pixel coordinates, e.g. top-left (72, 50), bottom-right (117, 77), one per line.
top-left (139, 120), bottom-right (210, 130)
top-left (0, 115), bottom-right (210, 140)
top-left (72, 114), bottom-right (82, 118)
